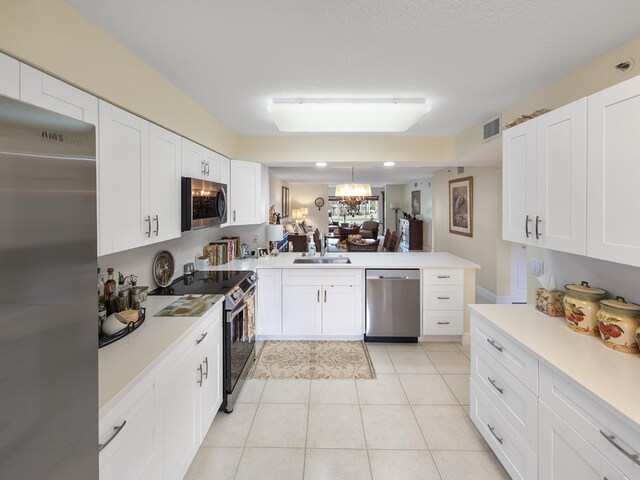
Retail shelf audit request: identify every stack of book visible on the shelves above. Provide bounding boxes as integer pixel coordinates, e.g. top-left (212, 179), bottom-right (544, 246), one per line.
top-left (203, 236), bottom-right (239, 265)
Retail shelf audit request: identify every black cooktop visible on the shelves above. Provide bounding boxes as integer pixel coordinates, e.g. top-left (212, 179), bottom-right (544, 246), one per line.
top-left (149, 270), bottom-right (252, 296)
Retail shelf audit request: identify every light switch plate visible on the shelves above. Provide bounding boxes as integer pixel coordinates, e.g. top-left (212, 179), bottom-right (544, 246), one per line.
top-left (530, 258), bottom-right (544, 276)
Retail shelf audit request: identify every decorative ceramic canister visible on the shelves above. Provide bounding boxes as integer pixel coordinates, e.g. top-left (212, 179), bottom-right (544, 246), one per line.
top-left (563, 281), bottom-right (606, 336)
top-left (597, 297), bottom-right (640, 354)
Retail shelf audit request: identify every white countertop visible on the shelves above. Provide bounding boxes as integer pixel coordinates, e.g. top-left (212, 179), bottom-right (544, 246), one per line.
top-left (98, 295), bottom-right (224, 415)
top-left (468, 304), bottom-right (640, 427)
top-left (204, 252), bottom-right (480, 270)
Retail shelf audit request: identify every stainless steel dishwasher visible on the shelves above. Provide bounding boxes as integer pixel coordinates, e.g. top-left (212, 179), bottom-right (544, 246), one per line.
top-left (365, 269), bottom-right (420, 342)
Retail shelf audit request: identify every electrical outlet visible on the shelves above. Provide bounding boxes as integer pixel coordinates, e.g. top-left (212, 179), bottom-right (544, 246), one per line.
top-left (253, 233), bottom-right (259, 242)
top-left (530, 258), bottom-right (544, 276)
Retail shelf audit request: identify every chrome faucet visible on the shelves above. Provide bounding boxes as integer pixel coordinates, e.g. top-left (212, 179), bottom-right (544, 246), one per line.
top-left (319, 229), bottom-right (327, 256)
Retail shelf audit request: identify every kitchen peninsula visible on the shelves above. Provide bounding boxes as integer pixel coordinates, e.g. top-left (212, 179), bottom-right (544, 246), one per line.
top-left (206, 251), bottom-right (480, 340)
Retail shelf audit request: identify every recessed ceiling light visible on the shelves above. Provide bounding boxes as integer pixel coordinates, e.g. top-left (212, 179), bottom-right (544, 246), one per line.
top-left (384, 162), bottom-right (395, 167)
top-left (316, 162), bottom-right (327, 167)
top-left (268, 99), bottom-right (431, 133)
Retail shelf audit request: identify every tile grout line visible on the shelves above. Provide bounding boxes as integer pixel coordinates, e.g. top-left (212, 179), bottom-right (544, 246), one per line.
top-left (302, 379), bottom-right (311, 480)
top-left (355, 374), bottom-right (375, 480)
top-left (232, 381), bottom-right (265, 480)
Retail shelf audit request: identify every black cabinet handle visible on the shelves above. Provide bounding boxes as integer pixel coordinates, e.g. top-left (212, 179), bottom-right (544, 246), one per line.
top-left (525, 215), bottom-right (531, 238)
top-left (535, 216), bottom-right (541, 239)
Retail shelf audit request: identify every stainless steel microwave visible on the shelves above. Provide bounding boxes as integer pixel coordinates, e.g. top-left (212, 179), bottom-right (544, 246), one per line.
top-left (181, 177), bottom-right (227, 231)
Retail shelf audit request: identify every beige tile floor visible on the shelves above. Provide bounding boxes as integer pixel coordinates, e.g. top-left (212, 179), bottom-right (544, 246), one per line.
top-left (186, 342), bottom-right (510, 480)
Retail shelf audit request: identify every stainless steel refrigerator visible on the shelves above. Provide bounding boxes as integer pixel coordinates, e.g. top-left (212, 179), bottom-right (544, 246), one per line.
top-left (0, 94), bottom-right (98, 479)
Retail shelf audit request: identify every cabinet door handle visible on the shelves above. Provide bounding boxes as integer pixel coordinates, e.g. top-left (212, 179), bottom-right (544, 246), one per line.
top-left (487, 424), bottom-right (503, 444)
top-left (196, 332), bottom-right (208, 344)
top-left (99, 420), bottom-right (126, 452)
top-left (201, 160), bottom-right (206, 175)
top-left (324, 290), bottom-right (327, 303)
top-left (233, 210), bottom-right (236, 222)
top-left (487, 338), bottom-right (503, 352)
top-left (525, 215), bottom-right (531, 238)
top-left (488, 377), bottom-right (504, 394)
top-left (145, 215), bottom-right (151, 238)
top-left (437, 296), bottom-right (450, 300)
top-left (437, 275), bottom-right (450, 279)
top-left (197, 364), bottom-right (203, 387)
top-left (203, 357), bottom-right (209, 379)
top-left (317, 290), bottom-right (320, 303)
top-left (437, 321), bottom-right (450, 325)
top-left (599, 430), bottom-right (640, 466)
top-left (205, 162), bottom-right (210, 175)
top-left (535, 215), bottom-right (541, 239)
top-left (153, 214), bottom-right (159, 236)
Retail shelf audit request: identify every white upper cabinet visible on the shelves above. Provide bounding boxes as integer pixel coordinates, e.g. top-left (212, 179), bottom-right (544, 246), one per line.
top-left (536, 98), bottom-right (587, 255)
top-left (20, 63), bottom-right (98, 125)
top-left (149, 124), bottom-right (182, 243)
top-left (502, 119), bottom-right (536, 244)
top-left (229, 160), bottom-right (262, 225)
top-left (182, 138), bottom-right (222, 181)
top-left (219, 155), bottom-right (230, 227)
top-left (587, 75), bottom-right (640, 267)
top-left (0, 52), bottom-right (19, 99)
top-left (99, 101), bottom-right (150, 255)
top-left (99, 101), bottom-right (181, 255)
top-left (502, 98), bottom-right (587, 256)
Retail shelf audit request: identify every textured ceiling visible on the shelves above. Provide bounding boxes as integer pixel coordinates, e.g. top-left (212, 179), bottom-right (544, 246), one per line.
top-left (67, 0), bottom-right (640, 137)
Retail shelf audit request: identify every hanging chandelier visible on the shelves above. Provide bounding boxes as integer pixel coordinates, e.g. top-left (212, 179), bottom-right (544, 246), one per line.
top-left (335, 166), bottom-right (372, 214)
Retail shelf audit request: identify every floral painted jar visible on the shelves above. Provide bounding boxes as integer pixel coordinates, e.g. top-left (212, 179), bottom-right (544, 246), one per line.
top-left (597, 297), bottom-right (640, 354)
top-left (563, 281), bottom-right (606, 336)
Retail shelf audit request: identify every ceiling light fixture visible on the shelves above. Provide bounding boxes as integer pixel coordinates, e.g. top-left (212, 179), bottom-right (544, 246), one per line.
top-left (267, 99), bottom-right (431, 133)
top-left (316, 162), bottom-right (327, 167)
top-left (335, 166), bottom-right (372, 215)
top-left (384, 161), bottom-right (396, 167)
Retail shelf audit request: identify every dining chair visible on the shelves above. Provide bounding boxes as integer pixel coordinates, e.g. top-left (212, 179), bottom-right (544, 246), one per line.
top-left (382, 229), bottom-right (392, 250)
top-left (388, 233), bottom-right (400, 252)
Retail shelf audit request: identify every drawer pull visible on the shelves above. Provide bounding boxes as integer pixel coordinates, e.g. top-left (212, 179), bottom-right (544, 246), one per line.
top-left (437, 275), bottom-right (450, 279)
top-left (487, 424), bottom-right (503, 444)
top-left (599, 430), bottom-right (640, 466)
top-left (99, 420), bottom-right (126, 452)
top-left (196, 332), bottom-right (208, 344)
top-left (437, 321), bottom-right (451, 325)
top-left (487, 338), bottom-right (503, 352)
top-left (488, 377), bottom-right (504, 394)
top-left (437, 296), bottom-right (451, 300)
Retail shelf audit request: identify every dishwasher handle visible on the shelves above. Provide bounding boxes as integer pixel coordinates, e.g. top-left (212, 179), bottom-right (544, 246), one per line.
top-left (375, 275), bottom-right (410, 280)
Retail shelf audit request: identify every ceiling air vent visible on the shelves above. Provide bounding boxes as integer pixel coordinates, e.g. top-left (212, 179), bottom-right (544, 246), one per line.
top-left (483, 115), bottom-right (501, 143)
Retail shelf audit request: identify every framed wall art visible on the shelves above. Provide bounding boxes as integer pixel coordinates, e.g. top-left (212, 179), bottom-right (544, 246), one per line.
top-left (411, 190), bottom-right (421, 215)
top-left (282, 186), bottom-right (290, 218)
top-left (449, 176), bottom-right (473, 237)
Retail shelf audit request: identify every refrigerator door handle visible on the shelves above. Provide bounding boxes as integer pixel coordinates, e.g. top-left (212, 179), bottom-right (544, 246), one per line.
top-left (98, 420), bottom-right (126, 452)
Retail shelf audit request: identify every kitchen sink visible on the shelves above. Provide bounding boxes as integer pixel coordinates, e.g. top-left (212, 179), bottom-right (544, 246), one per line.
top-left (293, 257), bottom-right (352, 264)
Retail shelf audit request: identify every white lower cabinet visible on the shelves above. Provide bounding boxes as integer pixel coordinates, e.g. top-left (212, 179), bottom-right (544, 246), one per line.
top-left (471, 310), bottom-right (638, 480)
top-left (539, 402), bottom-right (627, 480)
top-left (276, 269), bottom-right (363, 338)
top-left (99, 376), bottom-right (161, 480)
top-left (99, 303), bottom-right (223, 480)
top-left (422, 268), bottom-right (464, 335)
top-left (256, 269), bottom-right (282, 336)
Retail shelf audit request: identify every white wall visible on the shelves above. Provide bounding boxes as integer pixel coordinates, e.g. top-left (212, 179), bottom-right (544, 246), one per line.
top-left (432, 166), bottom-right (511, 297)
top-left (98, 223), bottom-right (267, 288)
top-left (384, 185), bottom-right (405, 233)
top-left (268, 171), bottom-right (290, 222)
top-left (288, 184), bottom-right (329, 232)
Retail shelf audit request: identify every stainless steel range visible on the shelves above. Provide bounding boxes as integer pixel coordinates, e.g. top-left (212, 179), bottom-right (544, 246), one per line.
top-left (150, 270), bottom-right (257, 413)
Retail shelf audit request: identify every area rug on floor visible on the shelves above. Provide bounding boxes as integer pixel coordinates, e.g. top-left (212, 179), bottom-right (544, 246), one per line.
top-left (249, 340), bottom-right (376, 380)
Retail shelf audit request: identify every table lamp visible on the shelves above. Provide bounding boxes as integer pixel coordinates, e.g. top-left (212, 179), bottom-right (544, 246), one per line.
top-left (267, 224), bottom-right (284, 255)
